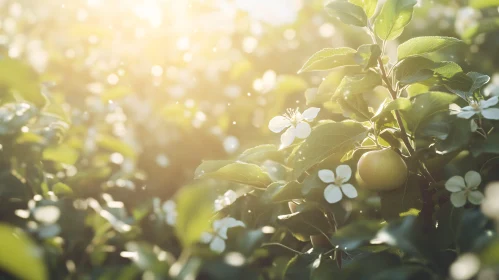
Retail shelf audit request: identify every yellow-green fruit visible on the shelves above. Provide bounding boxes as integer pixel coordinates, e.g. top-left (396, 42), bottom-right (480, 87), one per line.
top-left (310, 234), bottom-right (332, 248)
top-left (0, 223), bottom-right (47, 280)
top-left (357, 149), bottom-right (408, 191)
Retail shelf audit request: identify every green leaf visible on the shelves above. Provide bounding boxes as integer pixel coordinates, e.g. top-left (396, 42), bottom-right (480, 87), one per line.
top-left (337, 93), bottom-right (372, 121)
top-left (96, 135), bottom-right (136, 159)
top-left (284, 251), bottom-right (319, 280)
top-left (0, 224), bottom-right (47, 280)
top-left (43, 144), bottom-right (79, 165)
top-left (325, 1), bottom-right (368, 27)
top-left (195, 160), bottom-right (272, 188)
top-left (379, 175), bottom-right (423, 221)
top-left (371, 265), bottom-right (436, 280)
top-left (355, 44), bottom-right (381, 70)
top-left (469, 0), bottom-right (499, 8)
top-left (349, 0), bottom-right (378, 18)
top-left (470, 130), bottom-right (499, 156)
top-left (52, 182), bottom-right (74, 197)
top-left (0, 59), bottom-right (46, 107)
top-left (334, 70), bottom-right (382, 97)
top-left (238, 144), bottom-right (283, 163)
top-left (289, 121), bottom-right (368, 178)
top-left (397, 36), bottom-right (462, 60)
top-left (377, 216), bottom-right (435, 258)
top-left (372, 98), bottom-right (412, 122)
top-left (308, 67), bottom-right (363, 106)
top-left (261, 181), bottom-right (303, 203)
top-left (374, 0), bottom-right (417, 40)
top-left (340, 252), bottom-right (402, 279)
top-left (468, 72), bottom-right (490, 93)
top-left (298, 48), bottom-right (357, 73)
top-left (277, 203), bottom-right (331, 238)
top-left (393, 57), bottom-right (435, 85)
top-left (329, 221), bottom-right (384, 251)
top-left (175, 184), bottom-right (216, 247)
top-left (402, 91), bottom-right (457, 134)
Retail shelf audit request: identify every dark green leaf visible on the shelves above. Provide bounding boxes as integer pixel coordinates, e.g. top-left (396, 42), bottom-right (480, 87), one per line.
top-left (435, 118), bottom-right (471, 155)
top-left (289, 121), bottom-right (368, 178)
top-left (467, 72), bottom-right (490, 93)
top-left (329, 221), bottom-right (384, 251)
top-left (379, 175), bottom-right (423, 221)
top-left (261, 181), bottom-right (303, 203)
top-left (402, 91), bottom-right (457, 134)
top-left (277, 203), bottom-right (331, 237)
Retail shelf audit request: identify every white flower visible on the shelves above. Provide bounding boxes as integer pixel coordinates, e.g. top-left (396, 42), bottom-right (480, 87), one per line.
top-left (214, 190), bottom-right (238, 211)
top-left (319, 165), bottom-right (358, 204)
top-left (268, 107), bottom-right (320, 149)
top-left (162, 200), bottom-right (177, 226)
top-left (445, 171), bottom-right (484, 207)
top-left (200, 217), bottom-right (245, 253)
top-left (449, 96), bottom-right (499, 120)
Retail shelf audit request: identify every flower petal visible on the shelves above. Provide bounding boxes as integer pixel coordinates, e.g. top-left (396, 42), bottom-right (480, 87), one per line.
top-left (461, 106), bottom-right (475, 111)
top-left (480, 96), bottom-right (498, 108)
top-left (324, 184), bottom-right (342, 204)
top-left (200, 232), bottom-right (213, 243)
top-left (465, 171), bottom-right (481, 189)
top-left (268, 116), bottom-right (291, 133)
top-left (336, 165), bottom-right (352, 182)
top-left (468, 191), bottom-right (484, 205)
top-left (294, 122), bottom-right (312, 139)
top-left (318, 169), bottom-right (335, 183)
top-left (450, 191), bottom-right (467, 208)
top-left (445, 176), bottom-right (466, 192)
top-left (470, 119), bottom-right (478, 132)
top-left (481, 108), bottom-right (499, 120)
top-left (301, 107), bottom-right (320, 121)
top-left (457, 110), bottom-right (476, 119)
top-left (210, 237), bottom-right (226, 253)
top-left (449, 103), bottom-right (462, 115)
top-left (340, 184), bottom-right (358, 198)
top-left (280, 126), bottom-right (296, 149)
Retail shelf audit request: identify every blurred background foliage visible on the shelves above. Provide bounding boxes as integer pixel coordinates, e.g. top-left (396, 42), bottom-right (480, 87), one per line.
top-left (0, 0), bottom-right (498, 279)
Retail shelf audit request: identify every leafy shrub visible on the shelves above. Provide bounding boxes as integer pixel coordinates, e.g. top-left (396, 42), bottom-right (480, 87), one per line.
top-left (1, 0), bottom-right (499, 279)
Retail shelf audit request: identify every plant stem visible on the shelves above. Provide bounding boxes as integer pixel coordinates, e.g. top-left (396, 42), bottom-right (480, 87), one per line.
top-left (376, 57), bottom-right (436, 184)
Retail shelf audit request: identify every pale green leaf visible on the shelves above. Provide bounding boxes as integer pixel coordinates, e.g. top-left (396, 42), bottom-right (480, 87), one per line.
top-left (350, 0), bottom-right (378, 18)
top-left (175, 184), bottom-right (215, 247)
top-left (298, 48), bottom-right (357, 73)
top-left (195, 160), bottom-right (272, 188)
top-left (325, 1), bottom-right (368, 27)
top-left (397, 36), bottom-right (462, 60)
top-left (374, 0), bottom-right (417, 40)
